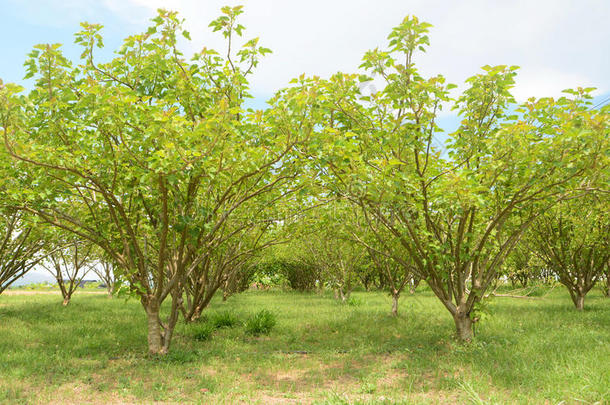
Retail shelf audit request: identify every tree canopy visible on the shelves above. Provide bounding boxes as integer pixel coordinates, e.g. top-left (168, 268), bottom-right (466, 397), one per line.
top-left (0, 8), bottom-right (608, 353)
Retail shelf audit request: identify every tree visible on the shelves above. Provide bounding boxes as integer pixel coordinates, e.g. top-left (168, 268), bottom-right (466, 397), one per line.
top-left (370, 250), bottom-right (407, 315)
top-left (90, 251), bottom-right (118, 297)
top-left (293, 201), bottom-right (368, 302)
top-left (503, 243), bottom-right (539, 288)
top-left (0, 113), bottom-right (49, 294)
top-left (258, 249), bottom-right (321, 291)
top-left (347, 208), bottom-right (420, 314)
top-left (529, 194), bottom-right (609, 310)
top-left (41, 237), bottom-right (93, 306)
top-left (181, 217), bottom-right (279, 322)
top-left (1, 7), bottom-right (305, 354)
top-left (290, 17), bottom-right (609, 340)
top-left (0, 211), bottom-right (47, 294)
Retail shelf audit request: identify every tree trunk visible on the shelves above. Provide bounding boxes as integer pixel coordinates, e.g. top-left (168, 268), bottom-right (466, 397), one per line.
top-left (145, 300), bottom-right (166, 355)
top-left (572, 291), bottom-right (585, 311)
top-left (391, 292), bottom-right (399, 316)
top-left (62, 297), bottom-right (70, 306)
top-left (162, 293), bottom-right (181, 354)
top-left (183, 282), bottom-right (221, 323)
top-left (339, 287), bottom-right (350, 302)
top-left (453, 312), bottom-right (473, 342)
top-left (184, 305), bottom-right (202, 323)
top-left (605, 276), bottom-right (610, 298)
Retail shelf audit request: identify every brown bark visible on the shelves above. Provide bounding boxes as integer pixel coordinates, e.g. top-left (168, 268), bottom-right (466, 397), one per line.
top-left (144, 299), bottom-right (166, 355)
top-left (391, 292), bottom-right (399, 316)
top-left (566, 284), bottom-right (589, 311)
top-left (56, 275), bottom-right (74, 306)
top-left (182, 281), bottom-right (221, 323)
top-left (339, 287), bottom-right (350, 302)
top-left (572, 291), bottom-right (585, 311)
top-left (453, 311), bottom-right (473, 342)
top-left (143, 291), bottom-right (182, 355)
top-left (185, 306), bottom-right (202, 323)
top-left (0, 214), bottom-right (47, 294)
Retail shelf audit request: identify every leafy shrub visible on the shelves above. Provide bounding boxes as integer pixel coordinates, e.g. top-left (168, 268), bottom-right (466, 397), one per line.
top-left (223, 265), bottom-right (258, 297)
top-left (210, 311), bottom-right (240, 329)
top-left (245, 309), bottom-right (277, 336)
top-left (192, 323), bottom-right (215, 341)
top-left (281, 260), bottom-right (321, 291)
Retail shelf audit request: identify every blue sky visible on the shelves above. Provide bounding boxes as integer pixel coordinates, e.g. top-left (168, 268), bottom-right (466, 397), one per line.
top-left (1, 1), bottom-right (141, 82)
top-left (2, 0), bottom-right (609, 115)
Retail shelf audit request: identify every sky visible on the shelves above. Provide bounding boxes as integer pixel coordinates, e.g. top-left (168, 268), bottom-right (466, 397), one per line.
top-left (1, 0), bottom-right (609, 105)
top-left (1, 0), bottom-right (609, 282)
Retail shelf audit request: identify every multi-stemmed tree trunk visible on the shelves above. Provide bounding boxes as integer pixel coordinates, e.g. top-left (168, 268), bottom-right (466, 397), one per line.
top-left (289, 16), bottom-right (609, 340)
top-left (42, 241), bottom-right (93, 306)
top-left (181, 251), bottom-right (248, 322)
top-left (292, 202), bottom-right (368, 304)
top-left (92, 258), bottom-right (116, 298)
top-left (530, 198), bottom-right (609, 311)
top-left (181, 216), bottom-right (279, 321)
top-left (2, 8), bottom-right (305, 354)
top-left (327, 264), bottom-right (352, 302)
top-left (353, 217), bottom-right (417, 316)
top-left (0, 211), bottom-right (47, 294)
top-left (335, 273), bottom-right (353, 303)
top-left (367, 247), bottom-right (413, 316)
top-left (505, 244), bottom-right (536, 289)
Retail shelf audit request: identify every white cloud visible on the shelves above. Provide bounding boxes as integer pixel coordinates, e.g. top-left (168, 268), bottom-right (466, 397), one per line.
top-left (510, 68), bottom-right (597, 101)
top-left (80, 0), bottom-right (610, 101)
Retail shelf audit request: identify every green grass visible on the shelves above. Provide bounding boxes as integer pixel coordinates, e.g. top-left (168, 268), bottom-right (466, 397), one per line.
top-left (209, 310), bottom-right (241, 329)
top-left (245, 309), bottom-right (277, 336)
top-left (0, 288), bottom-right (608, 404)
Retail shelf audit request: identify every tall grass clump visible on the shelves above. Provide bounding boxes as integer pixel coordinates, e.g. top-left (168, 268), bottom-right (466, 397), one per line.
top-left (245, 309), bottom-right (277, 336)
top-left (192, 323), bottom-right (215, 341)
top-left (210, 310), bottom-right (240, 329)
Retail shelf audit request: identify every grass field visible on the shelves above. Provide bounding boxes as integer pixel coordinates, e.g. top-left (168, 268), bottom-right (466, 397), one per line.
top-left (0, 287), bottom-right (609, 404)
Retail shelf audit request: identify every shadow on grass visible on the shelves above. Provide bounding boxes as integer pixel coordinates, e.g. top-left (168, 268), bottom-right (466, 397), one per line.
top-left (1, 291), bottom-right (608, 402)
